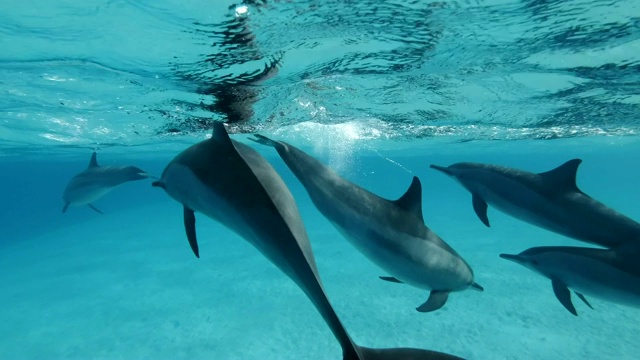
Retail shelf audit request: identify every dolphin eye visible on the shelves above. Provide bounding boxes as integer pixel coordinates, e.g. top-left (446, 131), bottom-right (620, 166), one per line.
top-left (531, 260), bottom-right (538, 266)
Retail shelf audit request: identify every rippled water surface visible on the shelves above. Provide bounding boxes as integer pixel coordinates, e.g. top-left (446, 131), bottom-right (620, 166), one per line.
top-left (1, 0), bottom-right (638, 153)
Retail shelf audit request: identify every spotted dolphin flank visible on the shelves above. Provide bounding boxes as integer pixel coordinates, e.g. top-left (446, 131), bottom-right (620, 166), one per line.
top-left (62, 152), bottom-right (154, 214)
top-left (430, 159), bottom-right (640, 249)
top-left (251, 135), bottom-right (482, 313)
top-left (500, 244), bottom-right (640, 315)
top-left (152, 122), bottom-right (464, 360)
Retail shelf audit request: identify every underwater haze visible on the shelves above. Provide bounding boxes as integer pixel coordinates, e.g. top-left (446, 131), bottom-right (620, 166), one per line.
top-left (1, 0), bottom-right (639, 359)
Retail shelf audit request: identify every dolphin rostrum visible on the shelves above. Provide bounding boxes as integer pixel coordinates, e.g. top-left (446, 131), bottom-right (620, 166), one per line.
top-left (430, 159), bottom-right (640, 249)
top-left (152, 122), bottom-right (464, 360)
top-left (250, 135), bottom-right (482, 313)
top-left (500, 244), bottom-right (640, 315)
top-left (62, 152), bottom-right (154, 213)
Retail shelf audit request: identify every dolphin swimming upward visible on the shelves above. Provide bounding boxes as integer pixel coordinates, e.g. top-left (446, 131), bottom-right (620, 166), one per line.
top-left (251, 135), bottom-right (482, 313)
top-left (500, 244), bottom-right (640, 315)
top-left (62, 152), bottom-right (154, 214)
top-left (429, 159), bottom-right (640, 249)
top-left (152, 122), bottom-right (463, 360)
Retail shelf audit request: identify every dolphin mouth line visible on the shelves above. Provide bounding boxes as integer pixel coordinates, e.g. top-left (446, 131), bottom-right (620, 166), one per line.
top-left (429, 164), bottom-right (453, 175)
top-left (499, 253), bottom-right (521, 262)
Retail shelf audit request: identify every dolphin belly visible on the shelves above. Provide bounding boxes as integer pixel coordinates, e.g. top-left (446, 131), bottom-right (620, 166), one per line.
top-left (545, 254), bottom-right (640, 309)
top-left (331, 217), bottom-right (473, 292)
top-left (473, 179), bottom-right (580, 238)
top-left (63, 181), bottom-right (116, 205)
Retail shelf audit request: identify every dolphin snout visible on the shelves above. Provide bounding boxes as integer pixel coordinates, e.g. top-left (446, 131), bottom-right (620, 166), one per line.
top-left (499, 253), bottom-right (524, 263)
top-left (138, 172), bottom-right (157, 179)
top-left (152, 180), bottom-right (165, 189)
top-left (429, 164), bottom-right (453, 176)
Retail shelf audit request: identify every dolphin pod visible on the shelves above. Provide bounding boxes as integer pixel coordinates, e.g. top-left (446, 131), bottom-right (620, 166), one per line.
top-left (429, 159), bottom-right (640, 249)
top-left (62, 152), bottom-right (155, 214)
top-left (430, 159), bottom-right (640, 315)
top-left (152, 122), bottom-right (463, 359)
top-left (250, 134), bottom-right (482, 313)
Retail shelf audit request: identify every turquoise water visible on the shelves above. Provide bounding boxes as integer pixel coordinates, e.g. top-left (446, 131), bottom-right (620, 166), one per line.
top-left (1, 0), bottom-right (639, 359)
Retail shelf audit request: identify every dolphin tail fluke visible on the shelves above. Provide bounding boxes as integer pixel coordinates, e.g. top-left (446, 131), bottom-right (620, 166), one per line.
top-left (88, 204), bottom-right (103, 214)
top-left (183, 206), bottom-right (200, 258)
top-left (62, 203), bottom-right (69, 213)
top-left (416, 290), bottom-right (449, 312)
top-left (355, 345), bottom-right (465, 360)
top-left (249, 134), bottom-right (279, 147)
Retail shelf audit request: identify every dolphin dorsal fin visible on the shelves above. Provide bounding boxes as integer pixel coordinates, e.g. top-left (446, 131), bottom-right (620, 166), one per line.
top-left (538, 158), bottom-right (582, 193)
top-left (88, 152), bottom-right (99, 168)
top-left (394, 176), bottom-right (424, 222)
top-left (211, 122), bottom-right (232, 145)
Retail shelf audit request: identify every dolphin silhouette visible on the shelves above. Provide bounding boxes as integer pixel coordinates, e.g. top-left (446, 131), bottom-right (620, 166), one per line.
top-left (251, 135), bottom-right (482, 313)
top-left (62, 152), bottom-right (154, 213)
top-left (152, 122), bottom-right (464, 360)
top-left (430, 159), bottom-right (640, 248)
top-left (500, 243), bottom-right (640, 315)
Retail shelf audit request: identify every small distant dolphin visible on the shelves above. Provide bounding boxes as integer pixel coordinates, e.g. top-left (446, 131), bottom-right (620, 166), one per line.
top-left (62, 152), bottom-right (154, 213)
top-left (429, 159), bottom-right (640, 248)
top-left (152, 122), bottom-right (464, 360)
top-left (251, 135), bottom-right (482, 313)
top-left (500, 244), bottom-right (640, 315)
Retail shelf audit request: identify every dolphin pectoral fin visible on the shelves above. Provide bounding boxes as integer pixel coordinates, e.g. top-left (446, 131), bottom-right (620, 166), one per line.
top-left (62, 203), bottom-right (69, 213)
top-left (183, 207), bottom-right (200, 258)
top-left (416, 291), bottom-right (449, 312)
top-left (472, 194), bottom-right (490, 227)
top-left (551, 278), bottom-right (577, 316)
top-left (88, 204), bottom-right (103, 214)
top-left (575, 292), bottom-right (594, 310)
top-left (471, 282), bottom-right (484, 291)
top-left (379, 276), bottom-right (403, 283)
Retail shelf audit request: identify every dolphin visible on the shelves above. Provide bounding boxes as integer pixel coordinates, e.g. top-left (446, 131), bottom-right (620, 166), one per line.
top-left (499, 243), bottom-right (640, 315)
top-left (429, 159), bottom-right (640, 249)
top-left (250, 135), bottom-right (482, 313)
top-left (62, 152), bottom-right (154, 213)
top-left (152, 122), bottom-right (464, 360)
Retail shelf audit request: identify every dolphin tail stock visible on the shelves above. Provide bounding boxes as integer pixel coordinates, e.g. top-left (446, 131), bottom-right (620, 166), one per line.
top-left (248, 134), bottom-right (279, 148)
top-left (353, 345), bottom-right (465, 360)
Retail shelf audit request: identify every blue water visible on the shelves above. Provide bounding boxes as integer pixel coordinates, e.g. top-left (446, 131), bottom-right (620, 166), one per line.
top-left (1, 0), bottom-right (639, 359)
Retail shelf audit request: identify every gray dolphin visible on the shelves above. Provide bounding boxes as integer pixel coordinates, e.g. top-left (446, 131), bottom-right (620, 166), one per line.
top-left (429, 159), bottom-right (640, 248)
top-left (151, 122), bottom-right (463, 360)
top-left (250, 135), bottom-right (482, 313)
top-left (62, 152), bottom-right (154, 213)
top-left (500, 244), bottom-right (640, 315)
